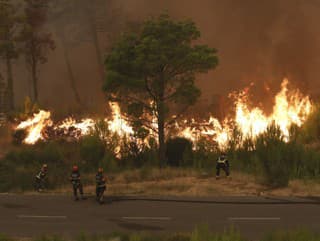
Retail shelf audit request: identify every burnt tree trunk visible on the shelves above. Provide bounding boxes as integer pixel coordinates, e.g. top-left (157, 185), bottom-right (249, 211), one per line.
top-left (59, 29), bottom-right (81, 105)
top-left (31, 52), bottom-right (38, 103)
top-left (5, 53), bottom-right (14, 110)
top-left (86, 5), bottom-right (104, 82)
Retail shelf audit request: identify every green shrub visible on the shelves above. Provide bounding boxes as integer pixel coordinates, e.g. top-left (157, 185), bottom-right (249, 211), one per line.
top-left (4, 146), bottom-right (39, 166)
top-left (166, 137), bottom-right (193, 167)
top-left (262, 229), bottom-right (320, 241)
top-left (80, 135), bottom-right (105, 170)
top-left (191, 225), bottom-right (245, 241)
top-left (101, 151), bottom-right (119, 173)
top-left (254, 124), bottom-right (292, 187)
top-left (299, 104), bottom-right (320, 144)
top-left (192, 138), bottom-right (217, 172)
top-left (0, 234), bottom-right (14, 241)
top-left (34, 235), bottom-right (66, 241)
top-left (0, 160), bottom-right (35, 192)
top-left (39, 142), bottom-right (63, 164)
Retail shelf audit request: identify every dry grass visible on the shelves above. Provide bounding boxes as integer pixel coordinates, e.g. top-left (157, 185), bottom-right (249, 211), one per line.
top-left (266, 179), bottom-right (320, 196)
top-left (23, 168), bottom-right (320, 197)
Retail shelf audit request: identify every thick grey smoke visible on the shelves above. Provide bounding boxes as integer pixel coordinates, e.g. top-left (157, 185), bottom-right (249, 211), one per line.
top-left (11, 0), bottom-right (320, 116)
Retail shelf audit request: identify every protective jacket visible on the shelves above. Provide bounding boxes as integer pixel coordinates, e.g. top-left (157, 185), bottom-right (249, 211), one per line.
top-left (36, 169), bottom-right (47, 180)
top-left (96, 173), bottom-right (106, 188)
top-left (70, 171), bottom-right (81, 185)
top-left (218, 155), bottom-right (228, 163)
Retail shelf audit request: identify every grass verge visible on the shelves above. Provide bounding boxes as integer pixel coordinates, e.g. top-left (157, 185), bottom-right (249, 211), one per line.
top-left (20, 167), bottom-right (320, 198)
top-left (1, 226), bottom-right (320, 241)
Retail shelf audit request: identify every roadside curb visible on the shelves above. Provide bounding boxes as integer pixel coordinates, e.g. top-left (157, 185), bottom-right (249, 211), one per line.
top-left (1, 193), bottom-right (319, 204)
top-left (109, 195), bottom-right (320, 205)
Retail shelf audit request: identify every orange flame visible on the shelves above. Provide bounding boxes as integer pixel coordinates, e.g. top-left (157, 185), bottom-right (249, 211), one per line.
top-left (15, 79), bottom-right (313, 150)
top-left (178, 79), bottom-right (313, 149)
top-left (16, 110), bottom-right (52, 144)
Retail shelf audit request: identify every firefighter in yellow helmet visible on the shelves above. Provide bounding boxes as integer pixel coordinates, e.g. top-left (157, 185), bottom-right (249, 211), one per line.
top-left (35, 164), bottom-right (48, 192)
top-left (95, 167), bottom-right (107, 204)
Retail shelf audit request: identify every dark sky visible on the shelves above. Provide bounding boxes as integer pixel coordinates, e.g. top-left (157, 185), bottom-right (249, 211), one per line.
top-left (11, 0), bottom-right (320, 116)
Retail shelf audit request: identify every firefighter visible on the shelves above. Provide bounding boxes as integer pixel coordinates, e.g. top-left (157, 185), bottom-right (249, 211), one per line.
top-left (216, 153), bottom-right (230, 179)
top-left (69, 165), bottom-right (85, 201)
top-left (95, 167), bottom-right (106, 204)
top-left (35, 164), bottom-right (48, 192)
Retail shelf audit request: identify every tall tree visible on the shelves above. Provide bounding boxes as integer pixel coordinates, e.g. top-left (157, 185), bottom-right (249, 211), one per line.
top-left (21, 0), bottom-right (55, 103)
top-left (75, 0), bottom-right (127, 83)
top-left (48, 0), bottom-right (127, 106)
top-left (49, 0), bottom-right (82, 105)
top-left (104, 14), bottom-right (218, 166)
top-left (0, 0), bottom-right (21, 110)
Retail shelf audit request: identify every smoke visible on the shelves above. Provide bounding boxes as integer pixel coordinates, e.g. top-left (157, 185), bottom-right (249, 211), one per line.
top-left (11, 0), bottom-right (320, 115)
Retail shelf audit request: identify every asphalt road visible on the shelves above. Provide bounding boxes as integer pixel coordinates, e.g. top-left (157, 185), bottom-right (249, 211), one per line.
top-left (1, 194), bottom-right (320, 240)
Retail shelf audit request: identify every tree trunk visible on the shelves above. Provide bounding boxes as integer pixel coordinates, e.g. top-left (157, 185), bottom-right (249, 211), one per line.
top-left (31, 56), bottom-right (38, 103)
top-left (6, 53), bottom-right (14, 110)
top-left (86, 5), bottom-right (104, 82)
top-left (157, 76), bottom-right (166, 167)
top-left (59, 29), bottom-right (82, 105)
top-left (157, 102), bottom-right (166, 167)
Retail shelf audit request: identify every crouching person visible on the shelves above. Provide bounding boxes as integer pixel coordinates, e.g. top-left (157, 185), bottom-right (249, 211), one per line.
top-left (96, 167), bottom-right (106, 204)
top-left (216, 153), bottom-right (230, 179)
top-left (70, 165), bottom-right (85, 201)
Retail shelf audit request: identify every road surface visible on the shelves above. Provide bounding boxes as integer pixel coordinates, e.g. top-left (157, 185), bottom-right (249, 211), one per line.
top-left (1, 194), bottom-right (320, 240)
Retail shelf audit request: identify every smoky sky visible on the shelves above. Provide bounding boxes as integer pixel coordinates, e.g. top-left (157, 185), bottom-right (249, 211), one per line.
top-left (10, 0), bottom-right (320, 116)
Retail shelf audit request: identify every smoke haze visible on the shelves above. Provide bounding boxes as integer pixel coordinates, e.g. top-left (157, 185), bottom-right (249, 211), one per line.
top-left (9, 0), bottom-right (320, 116)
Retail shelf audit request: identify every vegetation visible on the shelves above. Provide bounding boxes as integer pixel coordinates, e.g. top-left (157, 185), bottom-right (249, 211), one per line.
top-left (104, 13), bottom-right (218, 166)
top-left (21, 0), bottom-right (55, 103)
top-left (0, 0), bottom-right (21, 110)
top-left (1, 10), bottom-right (320, 193)
top-left (1, 227), bottom-right (320, 241)
top-left (3, 119), bottom-right (320, 192)
top-left (227, 122), bottom-right (320, 188)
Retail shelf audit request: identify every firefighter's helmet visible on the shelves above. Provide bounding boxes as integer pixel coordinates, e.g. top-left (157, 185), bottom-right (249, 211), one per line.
top-left (72, 165), bottom-right (79, 171)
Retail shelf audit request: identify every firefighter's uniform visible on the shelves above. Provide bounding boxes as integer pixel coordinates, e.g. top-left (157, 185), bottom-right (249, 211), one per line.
top-left (35, 164), bottom-right (48, 191)
top-left (70, 166), bottom-right (84, 200)
top-left (95, 169), bottom-right (106, 204)
top-left (216, 154), bottom-right (230, 178)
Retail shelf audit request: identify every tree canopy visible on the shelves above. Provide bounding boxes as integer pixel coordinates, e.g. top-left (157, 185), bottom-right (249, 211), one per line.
top-left (104, 13), bottom-right (218, 165)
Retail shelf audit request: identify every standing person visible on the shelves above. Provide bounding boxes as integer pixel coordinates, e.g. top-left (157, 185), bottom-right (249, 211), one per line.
top-left (216, 153), bottom-right (230, 179)
top-left (95, 167), bottom-right (106, 204)
top-left (69, 165), bottom-right (85, 201)
top-left (35, 164), bottom-right (48, 192)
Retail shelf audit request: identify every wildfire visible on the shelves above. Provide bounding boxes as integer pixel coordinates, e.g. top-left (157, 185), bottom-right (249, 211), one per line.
top-left (14, 79), bottom-right (313, 150)
top-left (107, 102), bottom-right (134, 136)
top-left (16, 110), bottom-right (53, 144)
top-left (178, 79), bottom-right (313, 149)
